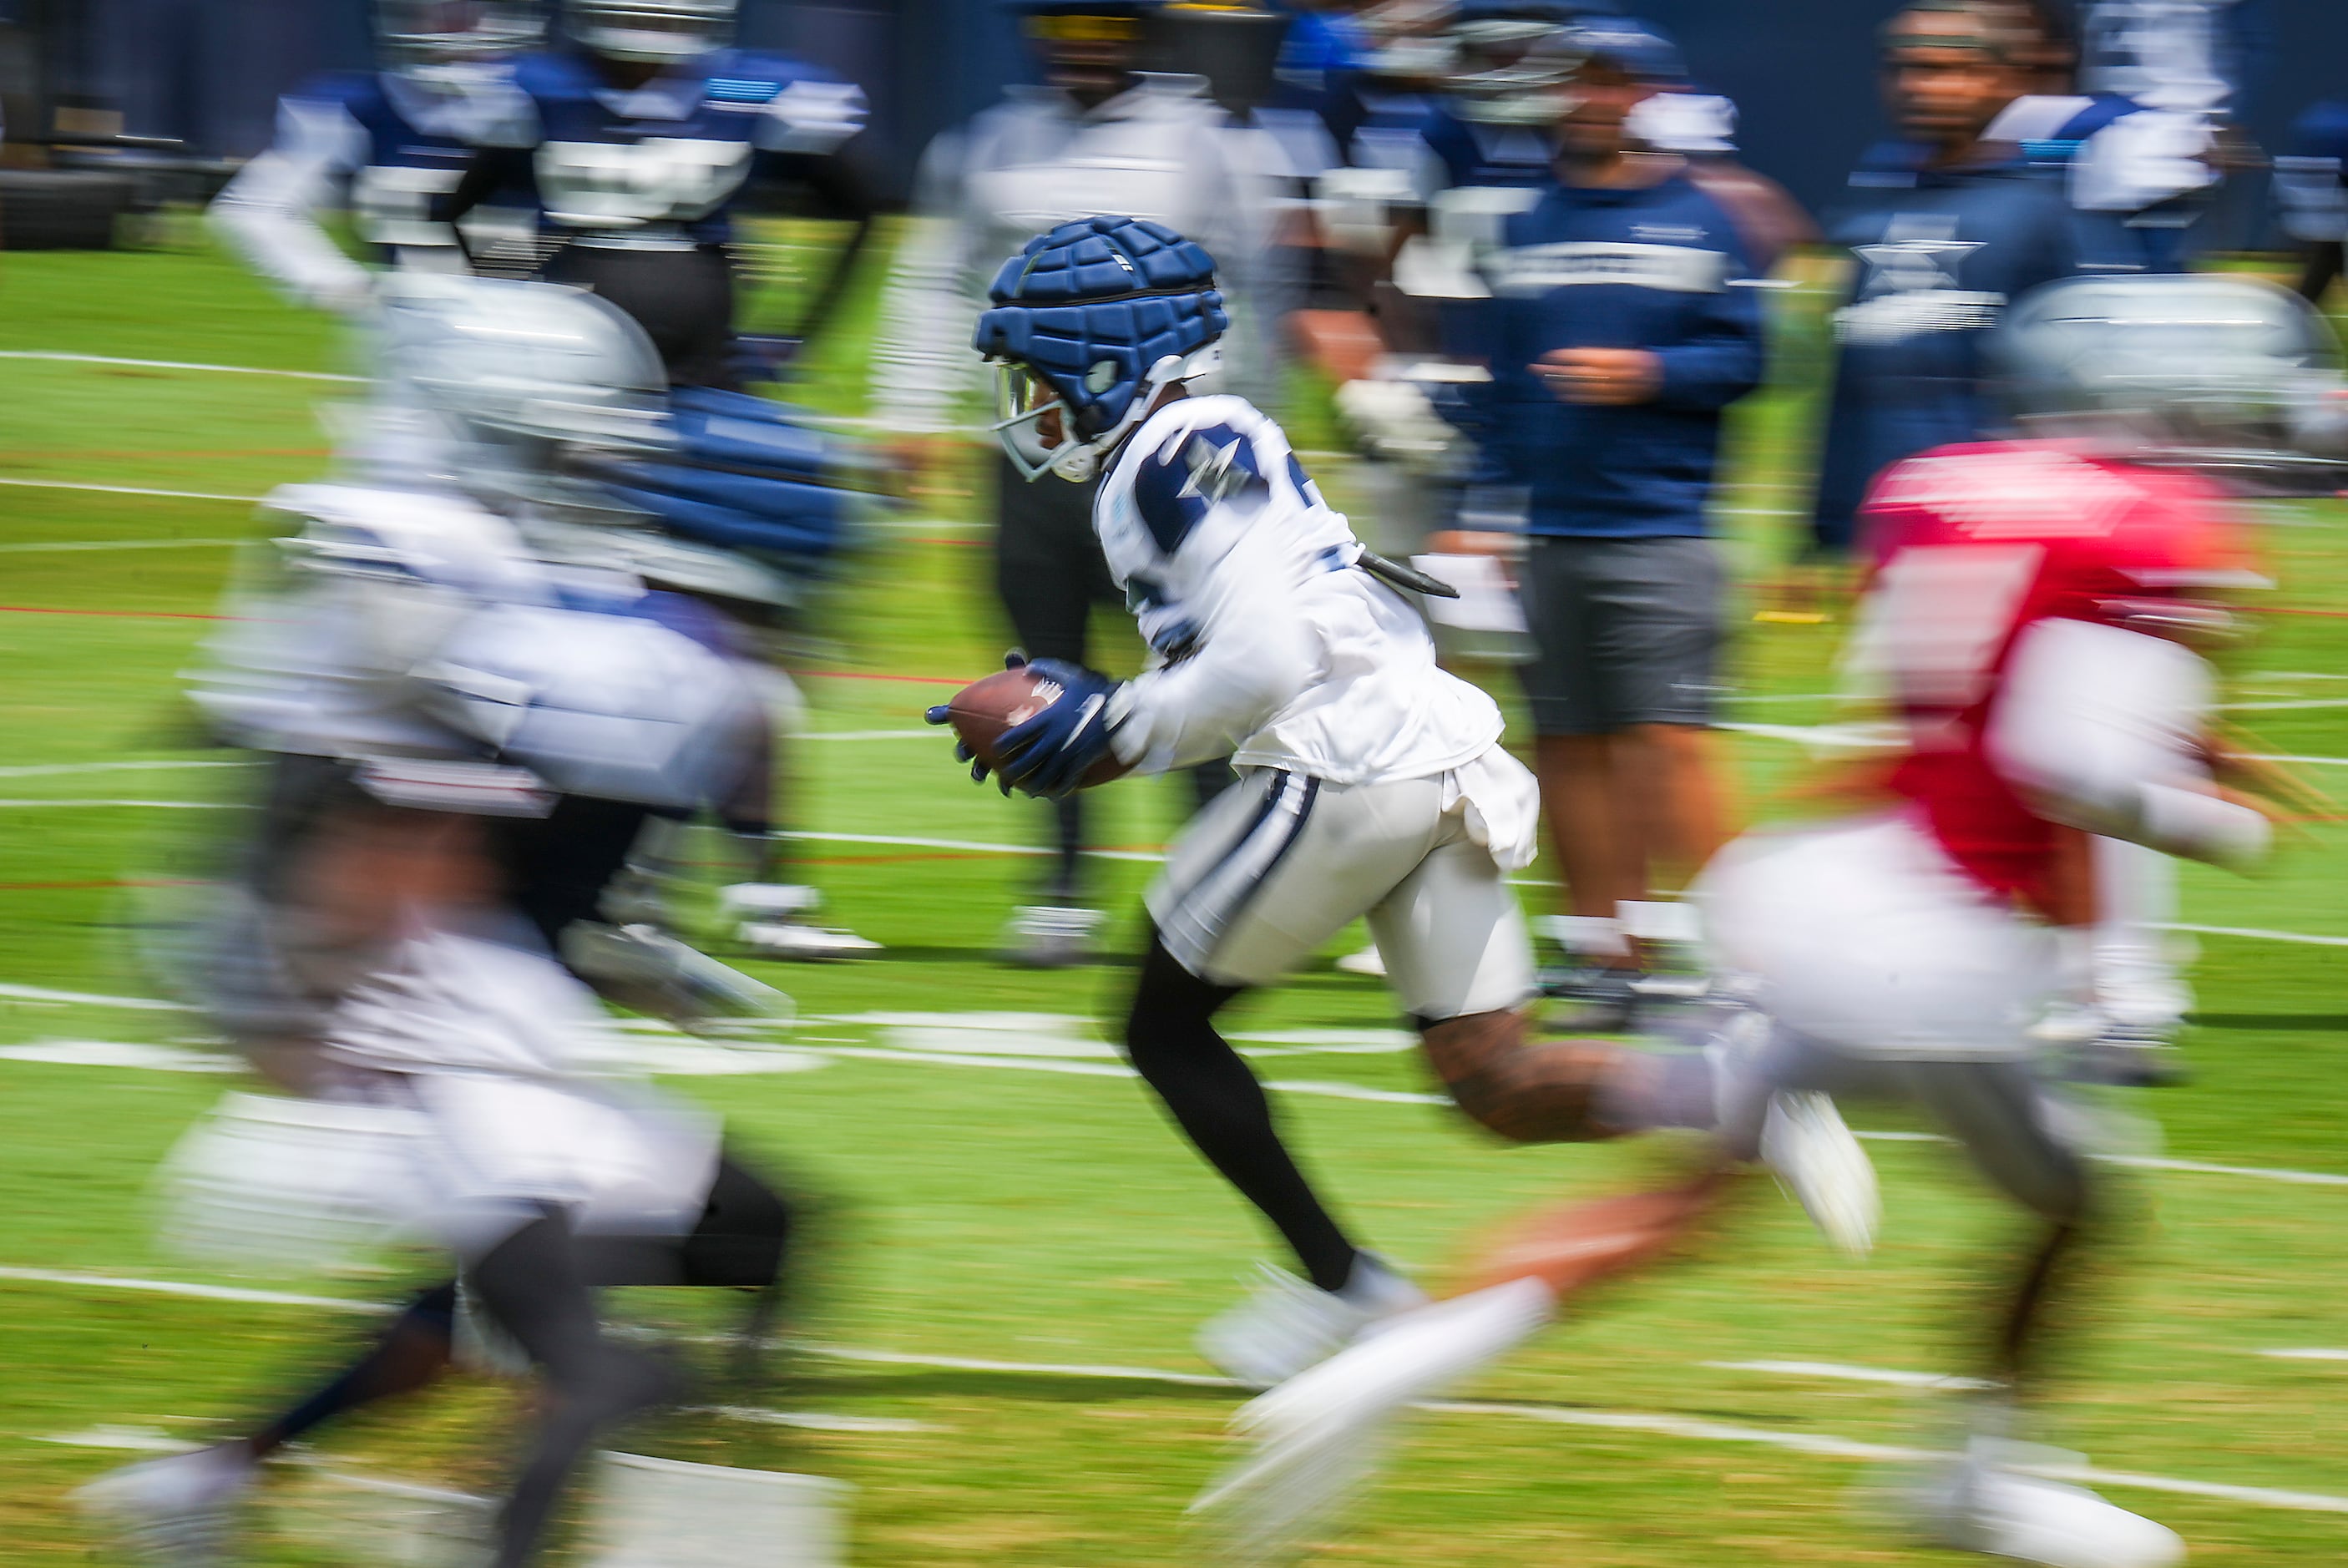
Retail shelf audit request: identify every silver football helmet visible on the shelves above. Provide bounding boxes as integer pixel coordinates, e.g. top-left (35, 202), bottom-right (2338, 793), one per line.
top-left (566, 0), bottom-right (735, 63)
top-left (374, 274), bottom-right (670, 457)
top-left (374, 0), bottom-right (544, 66)
top-left (1446, 18), bottom-right (1579, 125)
top-left (1994, 274), bottom-right (2348, 486)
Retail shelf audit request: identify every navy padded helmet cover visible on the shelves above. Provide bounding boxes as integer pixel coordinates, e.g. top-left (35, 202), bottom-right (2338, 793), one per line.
top-left (971, 215), bottom-right (1230, 439)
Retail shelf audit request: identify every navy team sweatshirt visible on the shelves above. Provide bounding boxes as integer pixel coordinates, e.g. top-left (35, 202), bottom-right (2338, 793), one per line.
top-left (1456, 169), bottom-right (1764, 539)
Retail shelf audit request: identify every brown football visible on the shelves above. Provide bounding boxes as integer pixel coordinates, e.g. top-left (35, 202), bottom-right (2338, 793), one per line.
top-left (942, 666), bottom-right (1133, 790)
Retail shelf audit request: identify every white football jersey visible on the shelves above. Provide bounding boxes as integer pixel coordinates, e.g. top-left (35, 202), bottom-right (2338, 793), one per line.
top-left (1095, 395), bottom-right (1507, 790)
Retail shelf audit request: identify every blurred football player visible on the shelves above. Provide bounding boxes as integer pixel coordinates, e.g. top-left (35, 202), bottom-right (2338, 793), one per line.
top-left (2276, 93), bottom-right (2348, 304)
top-left (209, 0), bottom-right (543, 313)
top-left (925, 216), bottom-right (1870, 1387)
top-left (877, 0), bottom-right (1280, 965)
top-left (79, 279), bottom-right (815, 1568)
top-left (452, 0), bottom-right (877, 389)
top-left (1203, 273), bottom-right (2322, 1568)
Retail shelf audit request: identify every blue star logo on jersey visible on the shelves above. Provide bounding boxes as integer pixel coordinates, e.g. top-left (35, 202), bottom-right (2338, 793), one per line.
top-left (1855, 215), bottom-right (1984, 297)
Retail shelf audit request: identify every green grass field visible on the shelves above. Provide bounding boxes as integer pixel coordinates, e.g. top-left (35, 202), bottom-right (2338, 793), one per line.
top-left (1, 229), bottom-right (2346, 1565)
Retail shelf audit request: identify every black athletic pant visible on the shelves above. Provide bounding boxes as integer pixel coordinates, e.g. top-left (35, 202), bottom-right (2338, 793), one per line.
top-left (991, 455), bottom-right (1234, 903)
top-left (243, 1155), bottom-right (797, 1561)
top-left (544, 241), bottom-right (740, 392)
top-left (1123, 929), bottom-right (1360, 1292)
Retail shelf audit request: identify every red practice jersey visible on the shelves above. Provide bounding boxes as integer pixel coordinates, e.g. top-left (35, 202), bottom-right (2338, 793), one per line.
top-left (1855, 440), bottom-right (2249, 913)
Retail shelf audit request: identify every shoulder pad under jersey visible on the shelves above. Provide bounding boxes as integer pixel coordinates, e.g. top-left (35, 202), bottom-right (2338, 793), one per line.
top-left (263, 483), bottom-right (546, 601)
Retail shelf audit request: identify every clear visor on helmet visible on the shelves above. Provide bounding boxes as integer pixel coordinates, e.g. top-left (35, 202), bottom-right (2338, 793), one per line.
top-left (991, 362), bottom-right (1080, 483)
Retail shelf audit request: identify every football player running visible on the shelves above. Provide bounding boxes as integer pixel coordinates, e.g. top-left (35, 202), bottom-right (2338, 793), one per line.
top-left (926, 215), bottom-right (1874, 1389)
top-left (79, 279), bottom-right (813, 1568)
top-left (465, 0), bottom-right (877, 390)
top-left (1201, 272), bottom-right (2326, 1567)
top-left (209, 0), bottom-right (543, 313)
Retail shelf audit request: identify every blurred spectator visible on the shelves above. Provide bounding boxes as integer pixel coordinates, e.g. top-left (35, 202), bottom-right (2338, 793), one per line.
top-left (1270, 0), bottom-right (1369, 154)
top-left (1456, 18), bottom-right (1762, 1022)
top-left (873, 0), bottom-right (1274, 965)
top-left (1807, 0), bottom-right (2076, 559)
top-left (2276, 96), bottom-right (2348, 303)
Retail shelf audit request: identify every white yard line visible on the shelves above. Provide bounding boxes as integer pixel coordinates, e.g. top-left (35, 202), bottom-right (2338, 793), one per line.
top-left (2260, 1348), bottom-right (2348, 1362)
top-left (0, 982), bottom-right (190, 1011)
top-left (1705, 1358), bottom-right (1993, 1390)
top-left (0, 350), bottom-right (361, 382)
top-left (0, 1266), bottom-right (387, 1313)
top-left (2217, 697), bottom-right (2348, 712)
top-left (7, 1264), bottom-right (2348, 1512)
top-left (2159, 923), bottom-right (2348, 949)
top-left (776, 828), bottom-right (1165, 863)
top-left (0, 477), bottom-right (263, 503)
top-left (0, 760), bottom-right (241, 778)
top-left (0, 798), bottom-right (233, 811)
top-left (0, 537), bottom-right (243, 554)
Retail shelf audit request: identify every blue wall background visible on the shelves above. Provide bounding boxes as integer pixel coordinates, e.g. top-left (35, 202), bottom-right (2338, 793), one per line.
top-left (18, 0), bottom-right (2348, 220)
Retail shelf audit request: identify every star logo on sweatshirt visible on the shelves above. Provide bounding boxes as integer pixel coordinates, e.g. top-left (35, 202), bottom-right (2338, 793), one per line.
top-left (1177, 434), bottom-right (1247, 503)
top-left (1854, 215), bottom-right (1983, 297)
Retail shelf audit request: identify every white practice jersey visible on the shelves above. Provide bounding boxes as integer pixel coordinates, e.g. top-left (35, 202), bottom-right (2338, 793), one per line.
top-left (194, 481), bottom-right (765, 814)
top-left (871, 76), bottom-right (1280, 431)
top-left (1096, 395), bottom-right (1509, 792)
top-left (210, 67), bottom-right (536, 311)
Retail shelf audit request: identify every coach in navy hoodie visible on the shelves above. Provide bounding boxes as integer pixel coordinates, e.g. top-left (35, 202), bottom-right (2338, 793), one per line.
top-left (1459, 16), bottom-right (1763, 1021)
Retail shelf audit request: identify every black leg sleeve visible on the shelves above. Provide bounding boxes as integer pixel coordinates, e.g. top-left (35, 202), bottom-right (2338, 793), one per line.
top-left (1124, 930), bottom-right (1361, 1292)
top-left (468, 1212), bottom-right (679, 1567)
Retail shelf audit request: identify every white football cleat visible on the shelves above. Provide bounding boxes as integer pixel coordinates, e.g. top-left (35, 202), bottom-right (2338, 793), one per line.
top-left (76, 1445), bottom-right (257, 1565)
top-left (1759, 1090), bottom-right (1880, 1257)
top-left (1333, 943), bottom-right (1386, 979)
top-left (1197, 1254), bottom-right (1428, 1388)
top-left (1907, 1448), bottom-right (2185, 1568)
top-left (1002, 905), bottom-right (1106, 969)
top-left (737, 919), bottom-right (883, 960)
top-left (1195, 1279), bottom-right (1555, 1564)
top-left (726, 885), bottom-right (880, 961)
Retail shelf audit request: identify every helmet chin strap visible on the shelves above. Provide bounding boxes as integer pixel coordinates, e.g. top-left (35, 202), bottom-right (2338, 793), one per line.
top-left (1039, 346), bottom-right (1223, 483)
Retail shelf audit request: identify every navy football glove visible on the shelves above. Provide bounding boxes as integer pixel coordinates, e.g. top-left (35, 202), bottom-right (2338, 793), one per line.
top-left (995, 658), bottom-right (1121, 798)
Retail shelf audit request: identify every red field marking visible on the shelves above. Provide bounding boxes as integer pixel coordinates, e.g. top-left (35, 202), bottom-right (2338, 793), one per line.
top-left (798, 670), bottom-right (965, 686)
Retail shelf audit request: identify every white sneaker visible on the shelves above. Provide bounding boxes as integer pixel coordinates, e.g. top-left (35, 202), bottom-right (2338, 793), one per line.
top-left (1909, 1449), bottom-right (2185, 1568)
top-left (1334, 943), bottom-right (1386, 979)
top-left (76, 1445), bottom-right (256, 1565)
top-left (1195, 1279), bottom-right (1554, 1563)
top-left (1003, 905), bottom-right (1106, 969)
top-left (737, 919), bottom-right (883, 960)
top-left (1196, 1254), bottom-right (1428, 1388)
top-left (725, 885), bottom-right (880, 961)
top-left (1759, 1090), bottom-right (1880, 1257)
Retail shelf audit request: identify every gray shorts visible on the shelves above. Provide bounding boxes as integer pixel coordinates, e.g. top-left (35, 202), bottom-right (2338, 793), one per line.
top-left (1516, 535), bottom-right (1724, 735)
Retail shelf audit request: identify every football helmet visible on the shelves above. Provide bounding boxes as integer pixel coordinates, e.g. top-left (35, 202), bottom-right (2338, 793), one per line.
top-left (566, 0), bottom-right (735, 63)
top-left (972, 215), bottom-right (1229, 483)
top-left (1995, 273), bottom-right (2348, 488)
top-left (1445, 1), bottom-right (1577, 125)
top-left (374, 274), bottom-right (671, 465)
top-left (374, 0), bottom-right (544, 66)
